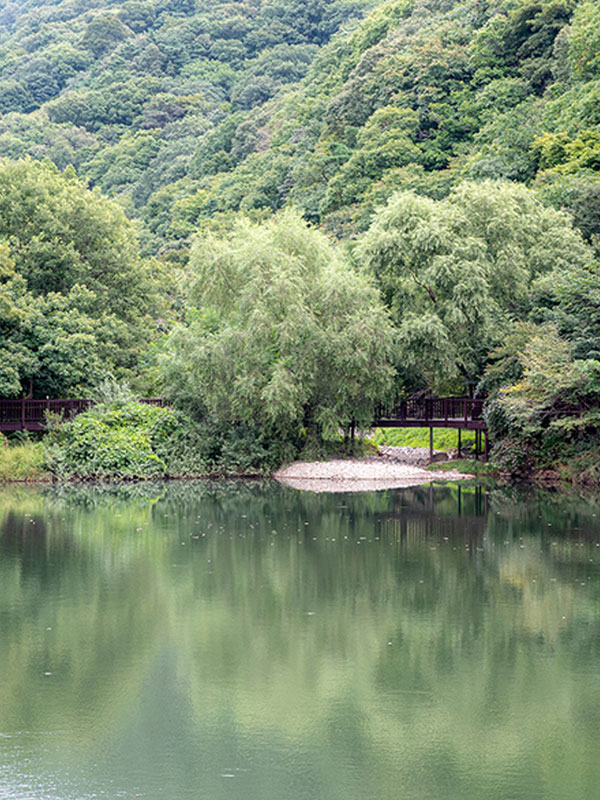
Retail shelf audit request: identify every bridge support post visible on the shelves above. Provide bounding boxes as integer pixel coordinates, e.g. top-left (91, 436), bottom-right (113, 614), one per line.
top-left (484, 431), bottom-right (489, 462)
top-left (429, 427), bottom-right (433, 461)
top-left (457, 428), bottom-right (461, 458)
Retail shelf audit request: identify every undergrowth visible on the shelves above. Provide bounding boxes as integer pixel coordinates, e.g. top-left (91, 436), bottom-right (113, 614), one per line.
top-left (427, 459), bottom-right (495, 476)
top-left (44, 400), bottom-right (299, 479)
top-left (298, 433), bottom-right (378, 461)
top-left (552, 447), bottom-right (600, 486)
top-left (0, 440), bottom-right (48, 482)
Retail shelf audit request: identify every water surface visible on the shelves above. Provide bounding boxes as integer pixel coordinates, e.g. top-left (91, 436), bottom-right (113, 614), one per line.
top-left (1, 480), bottom-right (599, 800)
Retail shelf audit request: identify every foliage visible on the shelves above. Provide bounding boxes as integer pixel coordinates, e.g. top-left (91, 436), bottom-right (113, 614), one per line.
top-left (535, 172), bottom-right (600, 248)
top-left (485, 326), bottom-right (600, 475)
top-left (0, 0), bottom-right (595, 253)
top-left (0, 158), bottom-right (164, 397)
top-left (44, 399), bottom-right (297, 478)
top-left (478, 322), bottom-right (543, 396)
top-left (45, 401), bottom-right (207, 479)
top-left (90, 379), bottom-right (136, 407)
top-left (0, 159), bottom-right (153, 313)
top-left (552, 446), bottom-right (600, 485)
top-left (0, 441), bottom-right (47, 482)
top-left (568, 1), bottom-right (600, 78)
top-left (0, 0), bottom-right (375, 251)
top-left (1, 0), bottom-right (599, 480)
top-left (357, 180), bottom-right (590, 392)
top-left (161, 210), bottom-right (396, 453)
top-left (532, 129), bottom-right (600, 176)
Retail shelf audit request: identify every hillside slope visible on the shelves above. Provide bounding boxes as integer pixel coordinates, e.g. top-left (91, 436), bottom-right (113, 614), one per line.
top-left (0, 0), bottom-right (598, 257)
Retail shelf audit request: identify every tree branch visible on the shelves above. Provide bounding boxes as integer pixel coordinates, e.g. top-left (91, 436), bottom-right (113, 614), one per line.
top-left (410, 271), bottom-right (437, 304)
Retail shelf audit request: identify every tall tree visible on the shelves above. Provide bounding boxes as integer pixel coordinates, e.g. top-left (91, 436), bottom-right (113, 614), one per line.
top-left (357, 180), bottom-right (592, 392)
top-left (162, 209), bottom-right (395, 445)
top-left (0, 159), bottom-right (162, 396)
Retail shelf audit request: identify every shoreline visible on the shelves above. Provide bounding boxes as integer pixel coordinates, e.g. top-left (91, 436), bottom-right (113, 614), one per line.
top-left (0, 455), bottom-right (473, 492)
top-left (274, 458), bottom-right (471, 493)
top-left (0, 464), bottom-right (588, 492)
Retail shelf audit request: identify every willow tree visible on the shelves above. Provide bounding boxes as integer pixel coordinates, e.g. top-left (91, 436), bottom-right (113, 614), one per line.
top-left (357, 180), bottom-right (592, 393)
top-left (162, 210), bottom-right (395, 453)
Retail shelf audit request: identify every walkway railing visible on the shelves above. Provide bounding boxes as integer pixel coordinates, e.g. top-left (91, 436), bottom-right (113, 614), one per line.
top-left (0, 398), bottom-right (164, 432)
top-left (374, 397), bottom-right (488, 460)
top-left (1, 396), bottom-right (487, 434)
top-left (374, 397), bottom-right (486, 429)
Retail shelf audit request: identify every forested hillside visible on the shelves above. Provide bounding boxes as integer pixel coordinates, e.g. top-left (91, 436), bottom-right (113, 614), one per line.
top-left (0, 0), bottom-right (375, 255)
top-left (2, 0), bottom-right (600, 481)
top-left (0, 0), bottom-right (598, 256)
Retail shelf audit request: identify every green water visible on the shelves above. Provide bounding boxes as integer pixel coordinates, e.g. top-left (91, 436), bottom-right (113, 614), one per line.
top-left (1, 480), bottom-right (599, 800)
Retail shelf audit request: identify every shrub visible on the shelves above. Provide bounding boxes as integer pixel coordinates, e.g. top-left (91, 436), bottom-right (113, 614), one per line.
top-left (488, 436), bottom-right (538, 477)
top-left (44, 400), bottom-right (288, 479)
top-left (485, 326), bottom-right (600, 479)
top-left (0, 441), bottom-right (48, 482)
top-left (45, 401), bottom-right (199, 479)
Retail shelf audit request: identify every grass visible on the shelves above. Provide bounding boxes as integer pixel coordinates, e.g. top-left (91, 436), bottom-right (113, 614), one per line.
top-left (0, 441), bottom-right (49, 482)
top-left (426, 459), bottom-right (495, 476)
top-left (370, 426), bottom-right (476, 451)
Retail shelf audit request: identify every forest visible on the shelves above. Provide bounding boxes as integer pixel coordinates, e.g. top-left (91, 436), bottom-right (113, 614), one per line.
top-left (1, 0), bottom-right (600, 481)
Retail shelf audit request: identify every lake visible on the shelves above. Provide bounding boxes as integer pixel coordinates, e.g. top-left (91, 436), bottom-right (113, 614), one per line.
top-left (1, 480), bottom-right (599, 800)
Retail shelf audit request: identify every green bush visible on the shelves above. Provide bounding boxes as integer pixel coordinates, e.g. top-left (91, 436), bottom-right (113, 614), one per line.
top-left (44, 400), bottom-right (292, 479)
top-left (555, 447), bottom-right (600, 485)
top-left (485, 327), bottom-right (600, 479)
top-left (45, 401), bottom-right (197, 479)
top-left (0, 441), bottom-right (48, 482)
top-left (488, 436), bottom-right (538, 477)
top-left (193, 418), bottom-right (298, 474)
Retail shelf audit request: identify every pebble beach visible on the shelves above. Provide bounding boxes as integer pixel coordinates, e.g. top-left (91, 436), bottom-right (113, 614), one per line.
top-left (274, 447), bottom-right (469, 493)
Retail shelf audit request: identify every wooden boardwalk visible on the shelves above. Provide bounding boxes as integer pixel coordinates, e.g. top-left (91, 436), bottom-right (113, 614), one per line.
top-left (1, 395), bottom-right (488, 460)
top-left (0, 397), bottom-right (163, 432)
top-left (374, 397), bottom-right (488, 460)
top-left (374, 397), bottom-right (486, 429)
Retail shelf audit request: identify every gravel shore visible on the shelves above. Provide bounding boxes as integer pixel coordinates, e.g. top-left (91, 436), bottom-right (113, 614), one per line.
top-left (274, 452), bottom-right (468, 493)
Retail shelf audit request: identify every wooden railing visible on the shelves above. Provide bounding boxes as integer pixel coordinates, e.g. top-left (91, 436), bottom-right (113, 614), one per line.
top-left (0, 398), bottom-right (164, 432)
top-left (374, 397), bottom-right (486, 429)
top-left (1, 395), bottom-right (486, 434)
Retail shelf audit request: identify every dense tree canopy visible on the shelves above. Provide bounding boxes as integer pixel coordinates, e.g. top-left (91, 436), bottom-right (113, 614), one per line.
top-left (0, 0), bottom-right (599, 478)
top-left (0, 159), bottom-right (162, 397)
top-left (0, 0), bottom-right (595, 257)
top-left (0, 159), bottom-right (154, 316)
top-left (357, 180), bottom-right (592, 392)
top-left (161, 210), bottom-right (395, 448)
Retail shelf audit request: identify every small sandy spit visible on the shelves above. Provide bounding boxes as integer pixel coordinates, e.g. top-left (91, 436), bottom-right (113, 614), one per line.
top-left (274, 450), bottom-right (469, 493)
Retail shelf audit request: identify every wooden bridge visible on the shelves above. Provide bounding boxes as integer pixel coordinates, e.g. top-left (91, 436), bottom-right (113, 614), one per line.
top-left (373, 397), bottom-right (488, 460)
top-left (1, 395), bottom-right (488, 460)
top-left (0, 397), bottom-right (163, 433)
